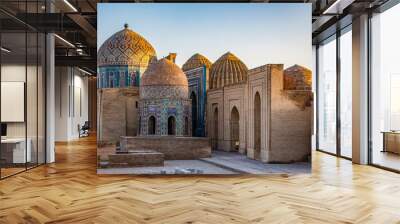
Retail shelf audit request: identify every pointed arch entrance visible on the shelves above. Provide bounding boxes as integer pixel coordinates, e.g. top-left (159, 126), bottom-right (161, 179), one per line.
top-left (212, 107), bottom-right (219, 150)
top-left (230, 106), bottom-right (240, 151)
top-left (254, 92), bottom-right (261, 160)
top-left (190, 92), bottom-right (197, 136)
top-left (168, 116), bottom-right (176, 135)
top-left (148, 116), bottom-right (156, 135)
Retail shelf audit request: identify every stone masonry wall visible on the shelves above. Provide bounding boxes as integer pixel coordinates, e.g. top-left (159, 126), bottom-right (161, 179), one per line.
top-left (120, 136), bottom-right (211, 160)
top-left (268, 65), bottom-right (312, 162)
top-left (97, 87), bottom-right (139, 145)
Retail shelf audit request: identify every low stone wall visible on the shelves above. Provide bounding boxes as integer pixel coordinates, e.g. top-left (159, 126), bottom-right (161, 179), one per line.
top-left (120, 136), bottom-right (211, 160)
top-left (97, 88), bottom-right (139, 145)
top-left (108, 150), bottom-right (164, 167)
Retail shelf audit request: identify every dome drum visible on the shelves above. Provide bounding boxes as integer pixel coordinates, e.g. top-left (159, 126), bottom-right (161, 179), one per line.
top-left (140, 86), bottom-right (188, 100)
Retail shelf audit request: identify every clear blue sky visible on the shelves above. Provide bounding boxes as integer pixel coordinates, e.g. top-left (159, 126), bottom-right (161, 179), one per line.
top-left (98, 3), bottom-right (311, 69)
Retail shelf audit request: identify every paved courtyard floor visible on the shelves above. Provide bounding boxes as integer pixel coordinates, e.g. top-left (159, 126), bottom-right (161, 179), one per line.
top-left (97, 150), bottom-right (311, 175)
top-left (201, 151), bottom-right (311, 174)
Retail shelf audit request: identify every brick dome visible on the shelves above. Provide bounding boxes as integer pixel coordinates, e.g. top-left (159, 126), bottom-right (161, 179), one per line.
top-left (141, 58), bottom-right (188, 87)
top-left (209, 52), bottom-right (248, 89)
top-left (140, 58), bottom-right (189, 99)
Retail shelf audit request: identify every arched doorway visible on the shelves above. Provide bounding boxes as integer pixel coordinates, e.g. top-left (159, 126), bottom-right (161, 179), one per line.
top-left (148, 116), bottom-right (156, 135)
top-left (230, 106), bottom-right (240, 151)
top-left (190, 92), bottom-right (197, 136)
top-left (168, 116), bottom-right (176, 135)
top-left (213, 107), bottom-right (219, 150)
top-left (254, 92), bottom-right (261, 160)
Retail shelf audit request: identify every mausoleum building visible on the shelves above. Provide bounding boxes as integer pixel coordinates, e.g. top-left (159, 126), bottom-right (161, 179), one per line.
top-left (138, 58), bottom-right (192, 136)
top-left (97, 25), bottom-right (313, 165)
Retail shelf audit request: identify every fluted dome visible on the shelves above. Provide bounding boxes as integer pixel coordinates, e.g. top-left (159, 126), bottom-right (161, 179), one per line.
top-left (210, 52), bottom-right (248, 89)
top-left (97, 24), bottom-right (157, 67)
top-left (182, 53), bottom-right (212, 71)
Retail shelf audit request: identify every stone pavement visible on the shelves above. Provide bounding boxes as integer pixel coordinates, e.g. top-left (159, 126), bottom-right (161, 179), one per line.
top-left (98, 150), bottom-right (310, 175)
top-left (201, 151), bottom-right (311, 174)
top-left (97, 159), bottom-right (237, 175)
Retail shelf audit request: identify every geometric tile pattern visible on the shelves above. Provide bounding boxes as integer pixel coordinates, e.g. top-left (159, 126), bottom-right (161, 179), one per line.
top-left (186, 66), bottom-right (208, 137)
top-left (139, 99), bottom-right (191, 136)
top-left (97, 24), bottom-right (156, 88)
top-left (97, 25), bottom-right (156, 67)
top-left (98, 66), bottom-right (141, 88)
